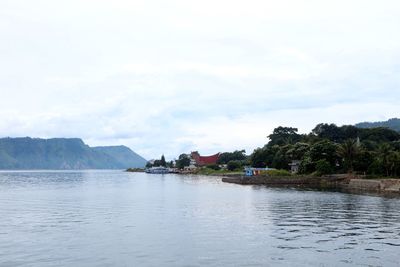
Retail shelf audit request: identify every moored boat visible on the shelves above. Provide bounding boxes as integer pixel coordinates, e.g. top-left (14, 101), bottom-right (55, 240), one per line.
top-left (145, 167), bottom-right (170, 174)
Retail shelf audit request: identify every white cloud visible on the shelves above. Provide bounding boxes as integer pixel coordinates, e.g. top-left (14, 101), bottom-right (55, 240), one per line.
top-left (0, 0), bottom-right (399, 159)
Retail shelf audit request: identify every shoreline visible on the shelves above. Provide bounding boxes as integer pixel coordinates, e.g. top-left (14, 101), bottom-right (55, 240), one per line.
top-left (127, 168), bottom-right (400, 198)
top-left (221, 175), bottom-right (400, 198)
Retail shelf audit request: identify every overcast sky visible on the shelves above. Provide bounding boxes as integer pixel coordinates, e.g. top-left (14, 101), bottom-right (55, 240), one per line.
top-left (1, 0), bottom-right (399, 159)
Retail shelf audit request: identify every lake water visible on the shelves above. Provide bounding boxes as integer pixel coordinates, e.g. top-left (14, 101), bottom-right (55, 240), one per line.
top-left (0, 171), bottom-right (399, 267)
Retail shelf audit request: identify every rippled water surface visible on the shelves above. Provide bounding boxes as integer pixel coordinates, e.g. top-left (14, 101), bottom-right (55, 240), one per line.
top-left (0, 171), bottom-right (399, 266)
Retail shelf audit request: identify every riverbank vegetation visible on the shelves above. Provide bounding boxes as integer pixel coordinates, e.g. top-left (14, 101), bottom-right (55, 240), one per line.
top-left (250, 124), bottom-right (400, 177)
top-left (146, 154), bottom-right (175, 168)
top-left (193, 168), bottom-right (243, 176)
top-left (144, 122), bottom-right (400, 179)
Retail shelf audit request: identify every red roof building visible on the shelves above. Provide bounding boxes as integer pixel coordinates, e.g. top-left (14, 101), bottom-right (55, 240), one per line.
top-left (191, 151), bottom-right (220, 166)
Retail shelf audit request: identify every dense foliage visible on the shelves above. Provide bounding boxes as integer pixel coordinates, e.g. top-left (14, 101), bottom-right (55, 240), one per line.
top-left (226, 160), bottom-right (242, 171)
top-left (175, 154), bottom-right (191, 169)
top-left (261, 169), bottom-right (292, 176)
top-left (147, 154), bottom-right (169, 167)
top-left (217, 150), bottom-right (247, 164)
top-left (249, 123), bottom-right (400, 177)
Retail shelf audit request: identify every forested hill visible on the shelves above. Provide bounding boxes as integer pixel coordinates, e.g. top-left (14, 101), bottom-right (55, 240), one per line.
top-left (356, 118), bottom-right (400, 132)
top-left (0, 137), bottom-right (147, 170)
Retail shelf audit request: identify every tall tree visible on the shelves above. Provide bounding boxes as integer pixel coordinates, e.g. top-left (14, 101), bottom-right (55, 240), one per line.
top-left (387, 152), bottom-right (400, 177)
top-left (378, 144), bottom-right (393, 176)
top-left (268, 127), bottom-right (300, 146)
top-left (217, 150), bottom-right (247, 164)
top-left (176, 154), bottom-right (190, 169)
top-left (312, 123), bottom-right (342, 142)
top-left (337, 139), bottom-right (359, 173)
top-left (309, 140), bottom-right (338, 166)
top-left (160, 155), bottom-right (166, 167)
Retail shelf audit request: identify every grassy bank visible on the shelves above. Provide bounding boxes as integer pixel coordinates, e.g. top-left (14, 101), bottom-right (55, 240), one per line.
top-left (193, 168), bottom-right (243, 176)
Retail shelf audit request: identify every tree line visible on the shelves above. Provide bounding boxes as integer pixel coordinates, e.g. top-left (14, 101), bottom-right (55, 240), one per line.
top-left (147, 123), bottom-right (400, 177)
top-left (250, 124), bottom-right (400, 177)
top-left (146, 155), bottom-right (174, 168)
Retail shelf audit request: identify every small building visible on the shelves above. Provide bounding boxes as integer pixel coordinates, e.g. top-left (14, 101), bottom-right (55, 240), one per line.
top-left (289, 160), bottom-right (301, 174)
top-left (184, 165), bottom-right (197, 172)
top-left (244, 167), bottom-right (274, 177)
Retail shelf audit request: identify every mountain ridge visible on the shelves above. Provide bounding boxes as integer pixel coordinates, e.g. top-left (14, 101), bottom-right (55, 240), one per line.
top-left (0, 137), bottom-right (146, 170)
top-left (355, 118), bottom-right (400, 132)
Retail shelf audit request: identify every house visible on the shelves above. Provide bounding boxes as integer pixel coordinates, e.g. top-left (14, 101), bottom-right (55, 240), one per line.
top-left (190, 151), bottom-right (220, 166)
top-left (289, 160), bottom-right (301, 173)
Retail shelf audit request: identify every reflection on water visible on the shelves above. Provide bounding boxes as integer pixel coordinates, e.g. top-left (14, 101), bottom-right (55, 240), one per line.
top-left (0, 171), bottom-right (399, 266)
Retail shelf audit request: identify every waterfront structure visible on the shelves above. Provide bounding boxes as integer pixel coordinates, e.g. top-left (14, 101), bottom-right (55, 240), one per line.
top-left (190, 151), bottom-right (220, 166)
top-left (244, 167), bottom-right (275, 176)
top-left (145, 166), bottom-right (169, 174)
top-left (289, 160), bottom-right (301, 173)
top-left (189, 157), bottom-right (197, 167)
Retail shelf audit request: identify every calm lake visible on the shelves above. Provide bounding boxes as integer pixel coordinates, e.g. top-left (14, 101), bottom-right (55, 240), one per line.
top-left (0, 170), bottom-right (399, 266)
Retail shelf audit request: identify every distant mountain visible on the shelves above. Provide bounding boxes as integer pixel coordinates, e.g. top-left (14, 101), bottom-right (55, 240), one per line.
top-left (355, 118), bottom-right (400, 132)
top-left (0, 137), bottom-right (147, 170)
top-left (93, 146), bottom-right (147, 168)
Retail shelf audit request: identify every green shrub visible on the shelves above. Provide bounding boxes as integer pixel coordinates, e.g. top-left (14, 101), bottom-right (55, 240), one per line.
top-left (315, 159), bottom-right (334, 176)
top-left (227, 160), bottom-right (242, 171)
top-left (367, 159), bottom-right (384, 175)
top-left (262, 169), bottom-right (292, 176)
top-left (298, 157), bottom-right (315, 174)
top-left (207, 164), bottom-right (221, 171)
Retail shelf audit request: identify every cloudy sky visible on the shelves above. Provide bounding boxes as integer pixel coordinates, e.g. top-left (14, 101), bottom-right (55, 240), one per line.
top-left (1, 0), bottom-right (399, 159)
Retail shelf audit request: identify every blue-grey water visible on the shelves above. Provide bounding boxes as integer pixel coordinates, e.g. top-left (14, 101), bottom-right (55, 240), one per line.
top-left (0, 171), bottom-right (399, 267)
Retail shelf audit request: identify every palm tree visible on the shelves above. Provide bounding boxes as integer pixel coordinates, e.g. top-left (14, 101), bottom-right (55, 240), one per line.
top-left (386, 150), bottom-right (400, 177)
top-left (378, 143), bottom-right (392, 176)
top-left (337, 139), bottom-right (359, 173)
top-left (393, 152), bottom-right (400, 177)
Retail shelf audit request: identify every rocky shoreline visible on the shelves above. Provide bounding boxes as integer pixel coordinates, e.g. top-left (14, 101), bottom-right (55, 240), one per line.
top-left (221, 175), bottom-right (400, 197)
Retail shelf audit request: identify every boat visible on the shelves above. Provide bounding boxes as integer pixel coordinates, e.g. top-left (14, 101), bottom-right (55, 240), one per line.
top-left (145, 166), bottom-right (170, 174)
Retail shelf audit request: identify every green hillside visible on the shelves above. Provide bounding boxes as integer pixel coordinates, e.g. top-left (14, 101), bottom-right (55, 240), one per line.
top-left (0, 137), bottom-right (146, 170)
top-left (356, 118), bottom-right (400, 132)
